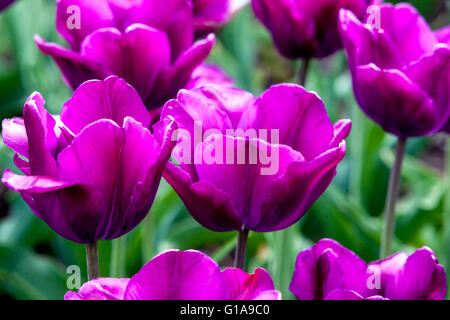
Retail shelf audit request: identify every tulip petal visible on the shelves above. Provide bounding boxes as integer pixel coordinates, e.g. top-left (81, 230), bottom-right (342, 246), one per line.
top-left (124, 0), bottom-right (194, 59)
top-left (404, 47), bottom-right (450, 133)
top-left (194, 135), bottom-right (304, 229)
top-left (436, 26), bottom-right (450, 46)
top-left (247, 84), bottom-right (336, 160)
top-left (80, 25), bottom-right (172, 101)
top-left (34, 35), bottom-right (104, 90)
top-left (56, 0), bottom-right (115, 50)
top-left (354, 64), bottom-right (436, 137)
top-left (324, 289), bottom-right (365, 300)
top-left (65, 278), bottom-right (129, 300)
top-left (61, 76), bottom-right (151, 134)
top-left (222, 268), bottom-right (278, 300)
top-left (124, 250), bottom-right (224, 300)
top-left (185, 64), bottom-right (234, 90)
top-left (2, 117), bottom-right (28, 159)
top-left (150, 34), bottom-right (215, 109)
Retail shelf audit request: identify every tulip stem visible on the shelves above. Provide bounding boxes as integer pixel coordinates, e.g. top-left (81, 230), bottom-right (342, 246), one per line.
top-left (86, 241), bottom-right (99, 281)
top-left (234, 227), bottom-right (249, 270)
top-left (380, 137), bottom-right (407, 258)
top-left (298, 58), bottom-right (310, 87)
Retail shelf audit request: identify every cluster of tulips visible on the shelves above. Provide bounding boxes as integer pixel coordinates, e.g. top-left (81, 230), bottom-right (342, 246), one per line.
top-left (0, 0), bottom-right (449, 300)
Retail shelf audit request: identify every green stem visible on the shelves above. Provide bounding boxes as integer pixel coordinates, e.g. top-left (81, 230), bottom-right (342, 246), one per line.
top-left (380, 137), bottom-right (407, 258)
top-left (140, 215), bottom-right (154, 264)
top-left (86, 241), bottom-right (99, 281)
top-left (273, 226), bottom-right (296, 299)
top-left (234, 228), bottom-right (249, 270)
top-left (444, 136), bottom-right (450, 298)
top-left (110, 236), bottom-right (126, 277)
top-left (350, 103), bottom-right (365, 204)
top-left (298, 58), bottom-right (310, 87)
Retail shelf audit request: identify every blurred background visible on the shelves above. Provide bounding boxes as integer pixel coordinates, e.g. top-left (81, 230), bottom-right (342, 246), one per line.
top-left (0, 0), bottom-right (448, 300)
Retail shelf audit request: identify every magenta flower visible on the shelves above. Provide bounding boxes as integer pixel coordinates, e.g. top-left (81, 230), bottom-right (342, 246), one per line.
top-left (192, 0), bottom-right (230, 36)
top-left (251, 0), bottom-right (377, 59)
top-left (65, 250), bottom-right (281, 300)
top-left (1, 76), bottom-right (176, 243)
top-left (289, 239), bottom-right (447, 300)
top-left (339, 3), bottom-right (450, 137)
top-left (35, 0), bottom-right (215, 117)
top-left (156, 84), bottom-right (350, 232)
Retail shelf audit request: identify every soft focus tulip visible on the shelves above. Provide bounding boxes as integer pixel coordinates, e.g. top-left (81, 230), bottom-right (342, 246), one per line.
top-left (1, 76), bottom-right (176, 243)
top-left (35, 0), bottom-right (216, 118)
top-left (251, 0), bottom-right (377, 59)
top-left (155, 84), bottom-right (351, 232)
top-left (65, 249), bottom-right (281, 300)
top-left (289, 239), bottom-right (447, 300)
top-left (0, 0), bottom-right (15, 11)
top-left (339, 3), bottom-right (450, 137)
top-left (192, 0), bottom-right (230, 36)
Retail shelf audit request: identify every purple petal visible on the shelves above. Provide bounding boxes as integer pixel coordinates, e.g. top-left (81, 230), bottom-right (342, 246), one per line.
top-left (354, 64), bottom-right (436, 138)
top-left (245, 84), bottom-right (337, 160)
top-left (23, 93), bottom-right (58, 176)
top-left (80, 25), bottom-right (171, 101)
top-left (124, 250), bottom-right (224, 300)
top-left (1, 169), bottom-right (77, 194)
top-left (193, 135), bottom-right (304, 230)
top-left (339, 9), bottom-right (403, 71)
top-left (324, 289), bottom-right (365, 300)
top-left (403, 47), bottom-right (450, 134)
top-left (163, 162), bottom-right (243, 232)
top-left (222, 267), bottom-right (278, 300)
top-left (65, 278), bottom-right (129, 300)
top-left (56, 0), bottom-right (115, 50)
top-left (2, 117), bottom-right (29, 159)
top-left (124, 0), bottom-right (194, 59)
top-left (61, 76), bottom-right (151, 134)
top-left (290, 239), bottom-right (369, 300)
top-left (374, 4), bottom-right (438, 65)
top-left (254, 143), bottom-right (346, 232)
top-left (34, 36), bottom-right (103, 90)
top-left (185, 63), bottom-right (234, 89)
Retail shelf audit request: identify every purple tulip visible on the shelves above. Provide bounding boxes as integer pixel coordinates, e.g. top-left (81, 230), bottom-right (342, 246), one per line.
top-left (1, 76), bottom-right (176, 243)
top-left (192, 0), bottom-right (230, 36)
top-left (156, 84), bottom-right (351, 232)
top-left (65, 249), bottom-right (281, 300)
top-left (251, 0), bottom-right (377, 59)
top-left (339, 3), bottom-right (450, 137)
top-left (0, 0), bottom-right (15, 11)
top-left (289, 239), bottom-right (447, 300)
top-left (35, 0), bottom-right (216, 118)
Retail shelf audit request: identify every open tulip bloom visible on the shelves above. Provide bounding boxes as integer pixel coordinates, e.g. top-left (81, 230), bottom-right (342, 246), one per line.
top-left (339, 3), bottom-right (450, 259)
top-left (155, 83), bottom-right (351, 268)
top-left (35, 0), bottom-right (222, 120)
top-left (1, 76), bottom-right (176, 277)
top-left (65, 249), bottom-right (281, 300)
top-left (290, 239), bottom-right (447, 300)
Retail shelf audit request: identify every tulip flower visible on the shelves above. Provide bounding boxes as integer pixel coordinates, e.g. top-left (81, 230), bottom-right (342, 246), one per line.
top-left (65, 249), bottom-right (281, 300)
top-left (155, 83), bottom-right (351, 268)
top-left (289, 239), bottom-right (447, 300)
top-left (251, 0), bottom-right (378, 85)
top-left (35, 0), bottom-right (216, 119)
top-left (339, 3), bottom-right (450, 258)
top-left (1, 76), bottom-right (176, 278)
